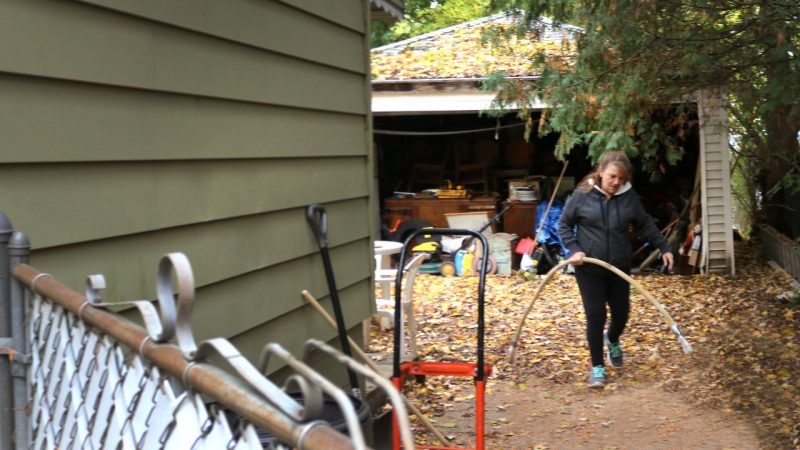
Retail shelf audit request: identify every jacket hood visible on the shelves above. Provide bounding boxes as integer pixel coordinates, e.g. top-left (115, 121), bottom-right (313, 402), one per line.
top-left (588, 178), bottom-right (633, 196)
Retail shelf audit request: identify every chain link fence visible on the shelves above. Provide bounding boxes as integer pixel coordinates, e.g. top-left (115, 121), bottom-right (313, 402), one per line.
top-left (0, 213), bottom-right (415, 450)
top-left (27, 292), bottom-right (272, 449)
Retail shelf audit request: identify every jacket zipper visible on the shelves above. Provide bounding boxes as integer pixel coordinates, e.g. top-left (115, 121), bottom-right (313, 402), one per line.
top-left (604, 196), bottom-right (610, 262)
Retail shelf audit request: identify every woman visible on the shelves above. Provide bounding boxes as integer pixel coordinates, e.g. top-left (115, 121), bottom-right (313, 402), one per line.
top-left (558, 151), bottom-right (674, 388)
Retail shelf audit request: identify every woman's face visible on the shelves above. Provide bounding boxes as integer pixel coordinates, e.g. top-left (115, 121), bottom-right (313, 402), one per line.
top-left (599, 163), bottom-right (628, 195)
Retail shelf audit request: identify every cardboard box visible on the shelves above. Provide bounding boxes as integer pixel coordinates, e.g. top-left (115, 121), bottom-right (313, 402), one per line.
top-left (444, 211), bottom-right (494, 234)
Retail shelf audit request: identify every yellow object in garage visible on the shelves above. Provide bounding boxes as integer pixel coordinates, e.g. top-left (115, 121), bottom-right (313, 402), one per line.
top-left (437, 180), bottom-right (468, 199)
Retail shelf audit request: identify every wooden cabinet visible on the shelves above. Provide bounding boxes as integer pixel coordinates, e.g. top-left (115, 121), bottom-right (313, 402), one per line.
top-left (500, 201), bottom-right (537, 238)
top-left (384, 196), bottom-right (499, 229)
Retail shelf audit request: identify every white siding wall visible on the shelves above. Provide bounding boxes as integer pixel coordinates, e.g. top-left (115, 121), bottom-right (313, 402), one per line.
top-left (697, 90), bottom-right (736, 274)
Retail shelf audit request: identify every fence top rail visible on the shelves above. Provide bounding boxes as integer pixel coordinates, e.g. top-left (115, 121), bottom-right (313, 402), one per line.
top-left (12, 262), bottom-right (359, 450)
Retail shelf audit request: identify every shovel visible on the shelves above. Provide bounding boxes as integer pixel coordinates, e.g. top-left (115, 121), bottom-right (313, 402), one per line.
top-left (306, 204), bottom-right (361, 399)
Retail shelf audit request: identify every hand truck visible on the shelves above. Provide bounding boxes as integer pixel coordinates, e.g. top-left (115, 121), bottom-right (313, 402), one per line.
top-left (391, 228), bottom-right (493, 450)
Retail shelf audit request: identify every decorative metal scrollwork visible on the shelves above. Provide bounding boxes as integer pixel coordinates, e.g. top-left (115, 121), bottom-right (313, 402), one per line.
top-left (76, 251), bottom-right (409, 449)
top-left (303, 339), bottom-right (416, 450)
top-left (80, 252), bottom-right (196, 353)
top-left (188, 338), bottom-right (306, 422)
top-left (156, 252), bottom-right (196, 359)
top-left (82, 273), bottom-right (170, 343)
top-left (260, 341), bottom-right (368, 449)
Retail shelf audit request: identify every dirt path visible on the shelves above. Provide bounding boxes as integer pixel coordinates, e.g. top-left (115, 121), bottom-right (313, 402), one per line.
top-left (432, 377), bottom-right (760, 449)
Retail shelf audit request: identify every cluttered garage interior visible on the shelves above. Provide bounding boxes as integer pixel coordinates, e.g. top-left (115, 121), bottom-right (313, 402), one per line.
top-left (372, 108), bottom-right (707, 277)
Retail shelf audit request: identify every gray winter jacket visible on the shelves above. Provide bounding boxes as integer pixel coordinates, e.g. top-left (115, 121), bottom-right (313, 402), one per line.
top-left (558, 182), bottom-right (671, 272)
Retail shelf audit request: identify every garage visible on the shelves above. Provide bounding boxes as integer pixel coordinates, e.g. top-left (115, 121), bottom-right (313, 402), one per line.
top-left (371, 13), bottom-right (733, 274)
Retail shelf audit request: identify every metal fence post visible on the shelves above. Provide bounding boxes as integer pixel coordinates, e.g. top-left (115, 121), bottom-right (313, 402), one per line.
top-left (9, 231), bottom-right (30, 450)
top-left (0, 213), bottom-right (13, 450)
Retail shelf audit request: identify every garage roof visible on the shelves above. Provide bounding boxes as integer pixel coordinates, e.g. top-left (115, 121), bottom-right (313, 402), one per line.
top-left (371, 12), bottom-right (579, 81)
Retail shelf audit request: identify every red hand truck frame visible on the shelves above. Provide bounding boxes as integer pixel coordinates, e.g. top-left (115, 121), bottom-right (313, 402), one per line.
top-left (391, 228), bottom-right (492, 450)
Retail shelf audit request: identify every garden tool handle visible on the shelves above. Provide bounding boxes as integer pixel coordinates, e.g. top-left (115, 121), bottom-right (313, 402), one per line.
top-left (305, 203), bottom-right (361, 397)
top-left (305, 204), bottom-right (328, 247)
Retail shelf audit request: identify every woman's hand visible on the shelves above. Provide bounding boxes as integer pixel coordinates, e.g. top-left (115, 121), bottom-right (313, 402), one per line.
top-left (566, 251), bottom-right (585, 266)
top-left (662, 252), bottom-right (674, 271)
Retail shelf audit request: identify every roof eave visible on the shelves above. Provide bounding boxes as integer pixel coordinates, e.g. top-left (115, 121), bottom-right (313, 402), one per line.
top-left (371, 75), bottom-right (541, 84)
top-left (370, 0), bottom-right (405, 21)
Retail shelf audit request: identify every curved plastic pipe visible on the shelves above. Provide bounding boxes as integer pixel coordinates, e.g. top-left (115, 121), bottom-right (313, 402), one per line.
top-left (508, 257), bottom-right (693, 366)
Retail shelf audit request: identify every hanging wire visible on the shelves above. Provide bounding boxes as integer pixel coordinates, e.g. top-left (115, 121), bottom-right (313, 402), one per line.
top-left (373, 121), bottom-right (525, 136)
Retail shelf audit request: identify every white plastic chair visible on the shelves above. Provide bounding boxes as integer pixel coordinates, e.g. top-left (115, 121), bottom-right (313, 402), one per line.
top-left (373, 252), bottom-right (428, 359)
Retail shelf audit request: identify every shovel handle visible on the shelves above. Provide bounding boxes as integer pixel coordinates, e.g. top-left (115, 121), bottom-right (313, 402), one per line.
top-left (306, 204), bottom-right (328, 247)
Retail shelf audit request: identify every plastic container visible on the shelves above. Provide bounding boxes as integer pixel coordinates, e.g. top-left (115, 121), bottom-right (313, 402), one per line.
top-left (455, 250), bottom-right (474, 276)
top-left (493, 252), bottom-right (512, 276)
top-left (454, 250), bottom-right (465, 276)
top-left (462, 252), bottom-right (474, 276)
top-left (489, 233), bottom-right (517, 276)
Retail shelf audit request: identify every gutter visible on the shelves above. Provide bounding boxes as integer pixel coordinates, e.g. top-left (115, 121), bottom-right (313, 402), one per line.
top-left (371, 76), bottom-right (541, 85)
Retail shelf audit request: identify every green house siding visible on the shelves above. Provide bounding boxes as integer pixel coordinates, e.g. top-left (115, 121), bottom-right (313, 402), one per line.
top-left (0, 0), bottom-right (374, 364)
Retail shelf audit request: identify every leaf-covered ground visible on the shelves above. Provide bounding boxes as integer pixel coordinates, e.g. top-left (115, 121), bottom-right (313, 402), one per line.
top-left (367, 240), bottom-right (799, 449)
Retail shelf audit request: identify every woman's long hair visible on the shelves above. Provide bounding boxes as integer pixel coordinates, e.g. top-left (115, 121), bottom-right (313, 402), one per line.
top-left (576, 151), bottom-right (634, 193)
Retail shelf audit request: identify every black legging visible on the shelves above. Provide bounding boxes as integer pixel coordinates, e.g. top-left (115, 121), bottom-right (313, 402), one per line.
top-left (575, 267), bottom-right (630, 367)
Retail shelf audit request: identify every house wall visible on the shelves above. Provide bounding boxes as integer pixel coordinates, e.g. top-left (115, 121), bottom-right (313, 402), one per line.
top-left (697, 89), bottom-right (736, 274)
top-left (0, 0), bottom-right (375, 366)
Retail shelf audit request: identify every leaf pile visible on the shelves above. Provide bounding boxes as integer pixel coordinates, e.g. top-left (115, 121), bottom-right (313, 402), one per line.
top-left (367, 240), bottom-right (799, 448)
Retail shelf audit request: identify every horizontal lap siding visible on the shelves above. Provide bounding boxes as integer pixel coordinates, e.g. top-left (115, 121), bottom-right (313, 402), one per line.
top-left (81, 0), bottom-right (366, 73)
top-left (0, 1), bottom-right (366, 114)
top-left (193, 244), bottom-right (372, 342)
top-left (1, 159), bottom-right (368, 248)
top-left (230, 280), bottom-right (372, 370)
top-left (705, 160), bottom-right (724, 173)
top-left (707, 205), bottom-right (725, 216)
top-left (27, 198), bottom-right (370, 296)
top-left (0, 74), bottom-right (365, 162)
top-left (1, 0), bottom-right (373, 351)
top-left (698, 90), bottom-right (735, 274)
top-left (278, 0), bottom-right (367, 32)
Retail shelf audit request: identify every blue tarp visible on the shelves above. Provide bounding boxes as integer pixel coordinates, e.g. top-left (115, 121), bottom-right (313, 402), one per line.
top-left (534, 201), bottom-right (570, 257)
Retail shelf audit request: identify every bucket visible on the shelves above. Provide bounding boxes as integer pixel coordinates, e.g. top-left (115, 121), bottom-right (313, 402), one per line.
top-left (489, 233), bottom-right (516, 276)
top-left (214, 393), bottom-right (370, 447)
top-left (493, 252), bottom-right (512, 276)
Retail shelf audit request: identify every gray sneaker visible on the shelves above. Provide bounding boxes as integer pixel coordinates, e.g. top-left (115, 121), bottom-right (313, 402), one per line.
top-left (588, 365), bottom-right (606, 388)
top-left (604, 331), bottom-right (624, 368)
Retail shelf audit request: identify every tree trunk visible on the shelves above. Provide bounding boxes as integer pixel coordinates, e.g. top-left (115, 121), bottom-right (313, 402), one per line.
top-left (760, 106), bottom-right (800, 231)
top-left (757, 1), bottom-right (800, 231)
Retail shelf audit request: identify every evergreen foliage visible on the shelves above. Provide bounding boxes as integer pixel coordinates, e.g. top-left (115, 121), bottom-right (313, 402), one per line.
top-left (371, 0), bottom-right (493, 47)
top-left (487, 0), bottom-right (799, 229)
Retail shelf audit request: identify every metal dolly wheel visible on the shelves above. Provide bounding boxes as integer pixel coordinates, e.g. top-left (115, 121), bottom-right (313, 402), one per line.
top-left (391, 228), bottom-right (493, 450)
